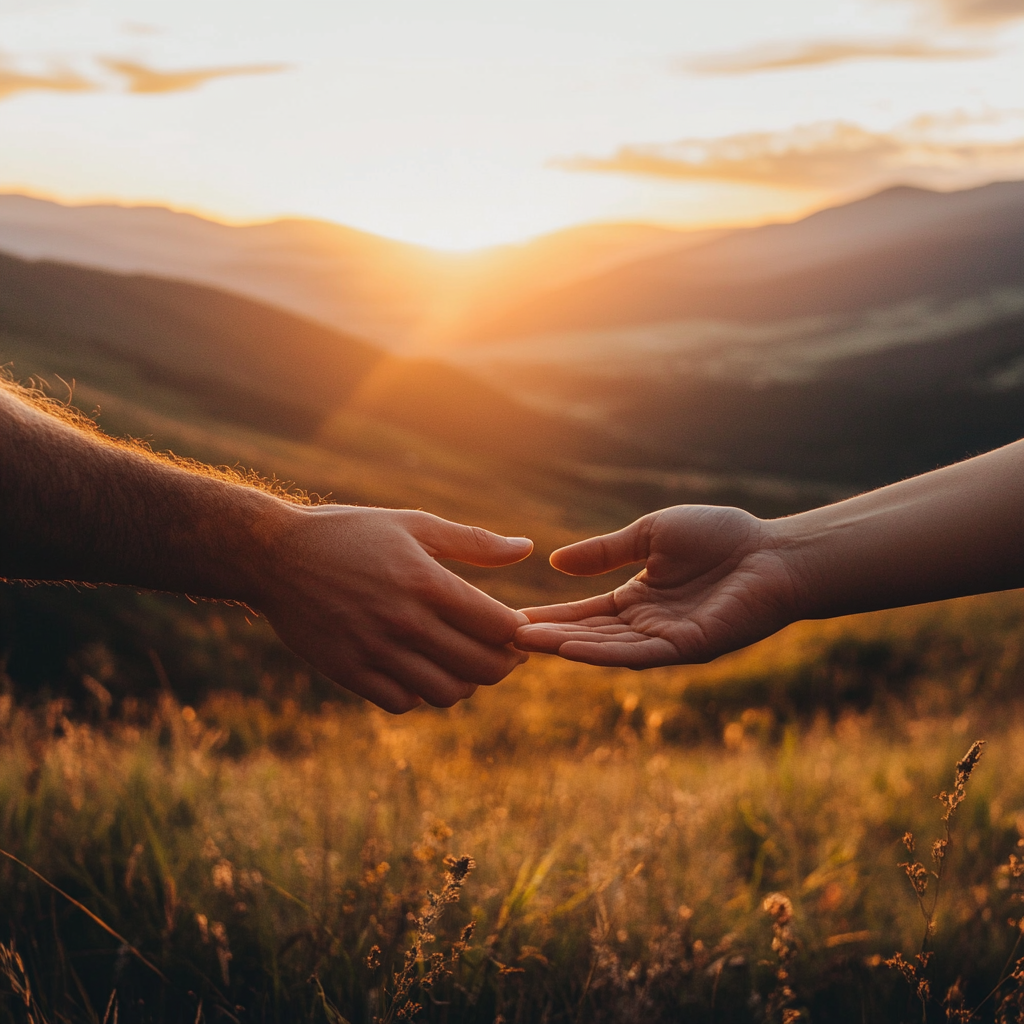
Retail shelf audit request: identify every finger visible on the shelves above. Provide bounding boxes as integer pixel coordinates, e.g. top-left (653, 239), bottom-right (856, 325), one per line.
top-left (513, 621), bottom-right (639, 654)
top-left (429, 566), bottom-right (530, 644)
top-left (557, 636), bottom-right (681, 668)
top-left (406, 617), bottom-right (528, 685)
top-left (344, 669), bottom-right (424, 715)
top-left (518, 592), bottom-right (618, 623)
top-left (548, 515), bottom-right (656, 577)
top-left (415, 514), bottom-right (534, 567)
top-left (373, 649), bottom-right (480, 708)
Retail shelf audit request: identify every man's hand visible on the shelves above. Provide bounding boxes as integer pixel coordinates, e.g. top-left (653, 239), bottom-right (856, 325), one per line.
top-left (0, 383), bottom-right (533, 713)
top-left (513, 506), bottom-right (797, 668)
top-left (254, 506), bottom-right (533, 713)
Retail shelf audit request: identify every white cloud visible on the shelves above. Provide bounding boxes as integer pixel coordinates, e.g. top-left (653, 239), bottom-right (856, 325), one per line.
top-left (555, 117), bottom-right (1024, 192)
top-left (0, 55), bottom-right (95, 101)
top-left (680, 37), bottom-right (991, 74)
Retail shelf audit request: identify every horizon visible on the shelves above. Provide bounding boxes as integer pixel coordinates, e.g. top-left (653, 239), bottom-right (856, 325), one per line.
top-left (1, 175), bottom-right (1017, 255)
top-left (2, 0), bottom-right (1023, 249)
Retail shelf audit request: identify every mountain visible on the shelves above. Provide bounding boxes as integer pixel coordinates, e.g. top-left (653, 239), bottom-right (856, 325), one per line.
top-left (0, 194), bottom-right (709, 350)
top-left (0, 250), bottom-right (641, 472)
top-left (460, 181), bottom-right (1024, 341)
top-left (444, 181), bottom-right (1024, 488)
top-left (5, 180), bottom-right (1022, 494)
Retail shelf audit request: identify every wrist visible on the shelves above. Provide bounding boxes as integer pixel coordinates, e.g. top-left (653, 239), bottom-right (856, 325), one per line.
top-left (762, 512), bottom-right (826, 623)
top-left (219, 489), bottom-right (307, 608)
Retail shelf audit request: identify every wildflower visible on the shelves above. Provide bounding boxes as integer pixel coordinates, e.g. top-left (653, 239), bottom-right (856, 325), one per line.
top-left (938, 740), bottom-right (985, 821)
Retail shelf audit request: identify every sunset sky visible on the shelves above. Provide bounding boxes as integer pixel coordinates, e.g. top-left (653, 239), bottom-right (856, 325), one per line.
top-left (1, 0), bottom-right (1023, 248)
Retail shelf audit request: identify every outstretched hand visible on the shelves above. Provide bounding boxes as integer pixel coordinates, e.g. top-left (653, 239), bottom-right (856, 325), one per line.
top-left (514, 506), bottom-right (799, 668)
top-left (254, 506), bottom-right (533, 713)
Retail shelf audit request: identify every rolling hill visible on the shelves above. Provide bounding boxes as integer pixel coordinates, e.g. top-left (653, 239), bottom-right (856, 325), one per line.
top-left (0, 194), bottom-right (707, 350)
top-left (4, 180), bottom-right (1023, 493)
top-left (459, 181), bottom-right (1024, 340)
top-left (0, 250), bottom-right (642, 472)
top-left (445, 181), bottom-right (1024, 487)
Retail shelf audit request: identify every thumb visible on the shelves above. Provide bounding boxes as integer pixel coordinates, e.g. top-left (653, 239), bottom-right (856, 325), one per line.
top-left (417, 515), bottom-right (534, 567)
top-left (549, 515), bottom-right (655, 576)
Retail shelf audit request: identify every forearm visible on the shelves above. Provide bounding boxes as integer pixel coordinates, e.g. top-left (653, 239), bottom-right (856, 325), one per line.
top-left (772, 439), bottom-right (1024, 620)
top-left (0, 385), bottom-right (283, 601)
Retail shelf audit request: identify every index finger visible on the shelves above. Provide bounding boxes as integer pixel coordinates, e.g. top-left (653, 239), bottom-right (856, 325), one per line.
top-left (557, 636), bottom-right (680, 668)
top-left (518, 592), bottom-right (618, 623)
top-left (428, 563), bottom-right (529, 645)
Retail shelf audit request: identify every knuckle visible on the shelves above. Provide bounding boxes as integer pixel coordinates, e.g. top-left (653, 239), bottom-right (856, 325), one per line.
top-left (385, 694), bottom-right (422, 715)
top-left (470, 651), bottom-right (519, 685)
top-left (473, 608), bottom-right (519, 645)
top-left (423, 681), bottom-right (476, 708)
top-left (401, 563), bottom-right (440, 600)
top-left (388, 605), bottom-right (427, 639)
top-left (468, 525), bottom-right (493, 549)
top-left (362, 632), bottom-right (396, 664)
top-left (425, 690), bottom-right (461, 709)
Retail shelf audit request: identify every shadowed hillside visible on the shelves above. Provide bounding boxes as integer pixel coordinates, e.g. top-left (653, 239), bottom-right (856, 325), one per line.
top-left (3, 186), bottom-right (1023, 703)
top-left (0, 195), bottom-right (708, 349)
top-left (461, 182), bottom-right (1024, 339)
top-left (0, 251), bottom-right (638, 470)
top-left (449, 181), bottom-right (1024, 488)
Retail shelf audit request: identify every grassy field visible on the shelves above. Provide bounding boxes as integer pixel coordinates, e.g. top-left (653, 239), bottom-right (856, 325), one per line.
top-left (4, 274), bottom-right (1024, 1022)
top-left (3, 593), bottom-right (1024, 1023)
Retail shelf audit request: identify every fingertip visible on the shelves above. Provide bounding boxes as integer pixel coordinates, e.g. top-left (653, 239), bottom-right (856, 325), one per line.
top-left (548, 543), bottom-right (578, 573)
top-left (503, 536), bottom-right (534, 564)
top-left (512, 609), bottom-right (530, 628)
top-left (387, 694), bottom-right (424, 715)
top-left (418, 518), bottom-right (532, 567)
top-left (511, 624), bottom-right (560, 654)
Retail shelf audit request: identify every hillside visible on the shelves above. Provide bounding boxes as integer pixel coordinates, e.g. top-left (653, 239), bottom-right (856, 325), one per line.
top-left (461, 181), bottom-right (1024, 339)
top-left (5, 182), bottom-right (1024, 493)
top-left (447, 181), bottom-right (1024, 487)
top-left (0, 194), bottom-right (705, 350)
top-left (0, 250), bottom-right (843, 705)
top-left (0, 254), bottom-right (642, 703)
top-left (2, 189), bottom-right (1023, 703)
top-left (0, 251), bottom-right (640, 471)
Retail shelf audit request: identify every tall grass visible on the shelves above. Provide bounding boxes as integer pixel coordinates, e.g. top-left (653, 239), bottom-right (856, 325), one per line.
top-left (2, 593), bottom-right (1024, 1022)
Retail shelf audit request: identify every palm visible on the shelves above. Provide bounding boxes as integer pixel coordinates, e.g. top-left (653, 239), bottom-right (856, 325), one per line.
top-left (515, 506), bottom-right (797, 667)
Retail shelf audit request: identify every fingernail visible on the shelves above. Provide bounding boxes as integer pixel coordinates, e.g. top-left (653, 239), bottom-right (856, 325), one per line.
top-left (512, 610), bottom-right (529, 628)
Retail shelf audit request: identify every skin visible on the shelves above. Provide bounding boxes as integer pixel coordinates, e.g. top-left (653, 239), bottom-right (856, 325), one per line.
top-left (515, 439), bottom-right (1024, 668)
top-left (0, 384), bottom-right (533, 713)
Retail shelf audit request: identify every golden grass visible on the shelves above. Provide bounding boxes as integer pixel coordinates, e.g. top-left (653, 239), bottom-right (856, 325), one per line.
top-left (2, 594), bottom-right (1024, 1021)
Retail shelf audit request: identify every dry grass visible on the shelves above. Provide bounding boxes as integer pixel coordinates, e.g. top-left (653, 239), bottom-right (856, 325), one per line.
top-left (2, 594), bottom-right (1024, 1022)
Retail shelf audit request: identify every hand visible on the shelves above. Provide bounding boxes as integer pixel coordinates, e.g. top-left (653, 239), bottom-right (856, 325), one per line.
top-left (514, 506), bottom-right (800, 668)
top-left (253, 506), bottom-right (533, 712)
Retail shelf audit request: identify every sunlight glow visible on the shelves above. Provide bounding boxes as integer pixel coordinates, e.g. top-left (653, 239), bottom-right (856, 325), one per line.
top-left (0, 0), bottom-right (1022, 247)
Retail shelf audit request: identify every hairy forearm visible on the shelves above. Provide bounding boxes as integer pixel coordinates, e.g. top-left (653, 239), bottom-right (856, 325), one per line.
top-left (772, 439), bottom-right (1024, 619)
top-left (0, 385), bottom-right (283, 601)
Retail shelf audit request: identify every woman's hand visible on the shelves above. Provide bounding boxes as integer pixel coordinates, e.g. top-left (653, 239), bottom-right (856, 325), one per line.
top-left (513, 505), bottom-right (799, 668)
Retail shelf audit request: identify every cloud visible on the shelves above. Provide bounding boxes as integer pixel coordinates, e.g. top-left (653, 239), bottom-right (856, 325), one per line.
top-left (554, 119), bottom-right (1024, 191)
top-left (680, 37), bottom-right (992, 74)
top-left (99, 58), bottom-right (289, 95)
top-left (925, 0), bottom-right (1024, 24)
top-left (0, 58), bottom-right (96, 101)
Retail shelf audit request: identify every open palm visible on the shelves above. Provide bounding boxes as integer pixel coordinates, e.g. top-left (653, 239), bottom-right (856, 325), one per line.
top-left (514, 505), bottom-right (800, 668)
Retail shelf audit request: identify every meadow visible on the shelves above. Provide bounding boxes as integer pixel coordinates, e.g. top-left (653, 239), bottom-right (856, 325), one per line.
top-left (4, 229), bottom-right (1024, 1022)
top-left (3, 591), bottom-right (1024, 1023)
